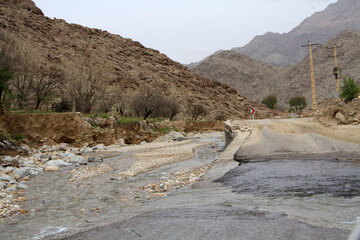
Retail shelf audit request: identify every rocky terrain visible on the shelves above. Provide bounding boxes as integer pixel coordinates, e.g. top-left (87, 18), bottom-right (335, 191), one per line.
top-left (0, 0), bottom-right (274, 119)
top-left (233, 0), bottom-right (360, 66)
top-left (192, 30), bottom-right (360, 107)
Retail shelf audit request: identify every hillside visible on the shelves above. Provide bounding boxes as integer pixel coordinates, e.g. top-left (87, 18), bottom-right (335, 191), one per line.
top-left (0, 0), bottom-right (274, 119)
top-left (192, 30), bottom-right (360, 107)
top-left (232, 0), bottom-right (360, 66)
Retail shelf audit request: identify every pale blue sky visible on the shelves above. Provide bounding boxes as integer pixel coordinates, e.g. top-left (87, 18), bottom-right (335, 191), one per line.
top-left (33, 0), bottom-right (337, 64)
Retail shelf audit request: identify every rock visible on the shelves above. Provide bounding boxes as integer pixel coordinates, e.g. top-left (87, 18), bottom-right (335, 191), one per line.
top-left (44, 166), bottom-right (60, 172)
top-left (88, 157), bottom-right (103, 163)
top-left (58, 151), bottom-right (76, 158)
top-left (40, 155), bottom-right (52, 163)
top-left (81, 147), bottom-right (93, 153)
top-left (69, 156), bottom-right (87, 165)
top-left (93, 144), bottom-right (105, 151)
top-left (45, 160), bottom-right (69, 167)
top-left (20, 144), bottom-right (33, 155)
top-left (59, 143), bottom-right (68, 151)
top-left (40, 144), bottom-right (52, 152)
top-left (335, 112), bottom-right (346, 123)
top-left (0, 181), bottom-right (6, 189)
top-left (6, 186), bottom-right (17, 193)
top-left (0, 175), bottom-right (16, 183)
top-left (4, 167), bottom-right (14, 173)
top-left (140, 141), bottom-right (147, 145)
top-left (139, 120), bottom-right (149, 131)
top-left (13, 167), bottom-right (31, 179)
top-left (17, 182), bottom-right (28, 190)
top-left (29, 168), bottom-right (43, 177)
top-left (23, 160), bottom-right (35, 167)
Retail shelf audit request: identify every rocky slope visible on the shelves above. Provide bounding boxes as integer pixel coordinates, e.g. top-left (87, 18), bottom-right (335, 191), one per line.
top-left (192, 30), bottom-right (360, 108)
top-left (0, 0), bottom-right (274, 119)
top-left (232, 0), bottom-right (360, 66)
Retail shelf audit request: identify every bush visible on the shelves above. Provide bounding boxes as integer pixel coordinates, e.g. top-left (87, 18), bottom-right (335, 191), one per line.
top-left (189, 104), bottom-right (207, 121)
top-left (289, 96), bottom-right (307, 113)
top-left (340, 77), bottom-right (360, 103)
top-left (261, 95), bottom-right (277, 109)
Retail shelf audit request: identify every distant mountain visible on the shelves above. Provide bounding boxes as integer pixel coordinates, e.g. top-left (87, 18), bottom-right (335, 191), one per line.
top-left (0, 0), bottom-right (274, 119)
top-left (232, 0), bottom-right (360, 66)
top-left (192, 30), bottom-right (360, 107)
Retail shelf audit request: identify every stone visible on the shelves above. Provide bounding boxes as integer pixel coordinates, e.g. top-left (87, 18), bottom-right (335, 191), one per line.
top-left (0, 175), bottom-right (16, 183)
top-left (0, 181), bottom-right (6, 189)
top-left (69, 156), bottom-right (87, 165)
top-left (44, 166), bottom-right (60, 172)
top-left (23, 160), bottom-right (35, 167)
top-left (4, 167), bottom-right (14, 173)
top-left (40, 155), bottom-right (52, 160)
top-left (45, 160), bottom-right (69, 167)
top-left (140, 141), bottom-right (147, 145)
top-left (93, 144), bottom-right (105, 150)
top-left (81, 147), bottom-right (93, 153)
top-left (58, 151), bottom-right (76, 158)
top-left (59, 143), bottom-right (68, 151)
top-left (88, 157), bottom-right (103, 163)
top-left (20, 144), bottom-right (33, 155)
top-left (13, 167), bottom-right (31, 179)
top-left (335, 112), bottom-right (346, 123)
top-left (6, 187), bottom-right (17, 193)
top-left (29, 168), bottom-right (43, 177)
top-left (17, 182), bottom-right (28, 190)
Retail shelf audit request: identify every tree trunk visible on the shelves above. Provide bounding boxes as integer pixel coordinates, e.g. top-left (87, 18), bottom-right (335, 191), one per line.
top-left (35, 99), bottom-right (41, 110)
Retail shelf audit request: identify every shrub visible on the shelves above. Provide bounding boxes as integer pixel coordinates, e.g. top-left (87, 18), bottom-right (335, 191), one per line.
top-left (289, 96), bottom-right (307, 113)
top-left (189, 104), bottom-right (207, 121)
top-left (340, 77), bottom-right (360, 103)
top-left (261, 95), bottom-right (277, 109)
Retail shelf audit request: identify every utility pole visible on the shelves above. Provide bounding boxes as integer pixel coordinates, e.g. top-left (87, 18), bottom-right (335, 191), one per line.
top-left (327, 44), bottom-right (343, 96)
top-left (302, 41), bottom-right (319, 117)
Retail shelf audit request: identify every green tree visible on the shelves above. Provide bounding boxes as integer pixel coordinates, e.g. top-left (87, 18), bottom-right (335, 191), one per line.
top-left (261, 95), bottom-right (277, 109)
top-left (340, 77), bottom-right (360, 103)
top-left (289, 96), bottom-right (307, 113)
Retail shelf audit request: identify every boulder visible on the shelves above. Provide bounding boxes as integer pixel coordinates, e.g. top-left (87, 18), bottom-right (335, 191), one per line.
top-left (88, 156), bottom-right (103, 163)
top-left (29, 168), bottom-right (43, 177)
top-left (0, 181), bottom-right (6, 189)
top-left (17, 182), bottom-right (28, 189)
top-left (335, 112), bottom-right (346, 123)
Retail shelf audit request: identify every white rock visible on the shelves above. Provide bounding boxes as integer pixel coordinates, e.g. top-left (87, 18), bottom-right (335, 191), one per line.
top-left (58, 151), bottom-right (76, 158)
top-left (0, 181), bottom-right (6, 189)
top-left (45, 160), bottom-right (69, 167)
top-left (93, 144), bottom-right (105, 150)
top-left (29, 168), bottom-right (43, 177)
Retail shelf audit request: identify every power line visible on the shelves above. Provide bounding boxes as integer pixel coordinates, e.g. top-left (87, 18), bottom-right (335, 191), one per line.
top-left (301, 41), bottom-right (319, 116)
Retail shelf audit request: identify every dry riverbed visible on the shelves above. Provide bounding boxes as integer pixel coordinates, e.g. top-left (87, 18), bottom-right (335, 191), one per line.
top-left (0, 130), bottom-right (225, 239)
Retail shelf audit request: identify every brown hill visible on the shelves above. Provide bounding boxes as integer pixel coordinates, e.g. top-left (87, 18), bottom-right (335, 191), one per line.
top-left (232, 0), bottom-right (360, 66)
top-left (192, 30), bottom-right (360, 108)
top-left (0, 0), bottom-right (274, 119)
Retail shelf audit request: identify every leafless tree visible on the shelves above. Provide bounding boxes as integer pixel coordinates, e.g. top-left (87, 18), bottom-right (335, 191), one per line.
top-left (116, 95), bottom-right (127, 116)
top-left (190, 104), bottom-right (207, 121)
top-left (130, 86), bottom-right (162, 120)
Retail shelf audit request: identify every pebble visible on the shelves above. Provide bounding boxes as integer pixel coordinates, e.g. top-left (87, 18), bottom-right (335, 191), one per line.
top-left (69, 156), bottom-right (87, 165)
top-left (29, 168), bottom-right (42, 177)
top-left (88, 157), bottom-right (103, 163)
top-left (0, 181), bottom-right (6, 189)
top-left (17, 182), bottom-right (28, 190)
top-left (58, 151), bottom-right (75, 158)
top-left (44, 166), bottom-right (60, 172)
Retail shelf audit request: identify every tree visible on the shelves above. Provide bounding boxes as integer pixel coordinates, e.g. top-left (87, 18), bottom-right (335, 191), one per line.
top-left (340, 77), bottom-right (360, 103)
top-left (0, 63), bottom-right (12, 103)
top-left (261, 95), bottom-right (277, 109)
top-left (289, 96), bottom-right (307, 113)
top-left (130, 86), bottom-right (162, 120)
top-left (189, 104), bottom-right (207, 121)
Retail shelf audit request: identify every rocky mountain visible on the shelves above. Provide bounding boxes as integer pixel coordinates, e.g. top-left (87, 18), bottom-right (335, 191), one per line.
top-left (232, 0), bottom-right (360, 66)
top-left (192, 30), bottom-right (360, 108)
top-left (0, 0), bottom-right (274, 119)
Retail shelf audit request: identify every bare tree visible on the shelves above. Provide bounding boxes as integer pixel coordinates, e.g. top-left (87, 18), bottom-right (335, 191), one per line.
top-left (130, 86), bottom-right (162, 120)
top-left (154, 96), bottom-right (180, 120)
top-left (116, 95), bottom-right (127, 116)
top-left (190, 104), bottom-right (207, 121)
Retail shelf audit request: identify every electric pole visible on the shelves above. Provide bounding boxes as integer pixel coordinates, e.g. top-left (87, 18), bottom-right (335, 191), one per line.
top-left (327, 44), bottom-right (343, 96)
top-left (302, 41), bottom-right (319, 117)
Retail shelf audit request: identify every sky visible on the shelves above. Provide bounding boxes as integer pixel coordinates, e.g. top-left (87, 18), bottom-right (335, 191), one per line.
top-left (33, 0), bottom-right (337, 64)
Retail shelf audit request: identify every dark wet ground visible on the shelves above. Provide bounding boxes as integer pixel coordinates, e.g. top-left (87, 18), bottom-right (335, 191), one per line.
top-left (217, 159), bottom-right (360, 197)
